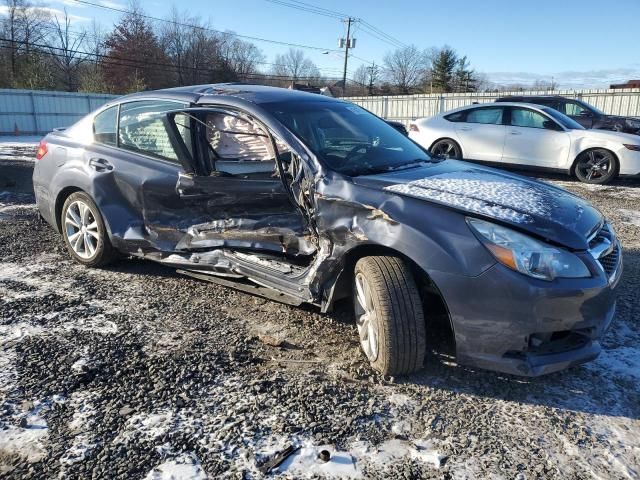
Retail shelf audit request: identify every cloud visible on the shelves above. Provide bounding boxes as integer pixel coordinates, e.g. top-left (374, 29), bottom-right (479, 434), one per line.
top-left (98, 0), bottom-right (127, 9)
top-left (486, 67), bottom-right (640, 89)
top-left (0, 4), bottom-right (91, 22)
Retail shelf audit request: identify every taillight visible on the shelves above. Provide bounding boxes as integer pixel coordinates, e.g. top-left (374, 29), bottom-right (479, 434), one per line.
top-left (35, 140), bottom-right (48, 160)
top-left (409, 123), bottom-right (419, 132)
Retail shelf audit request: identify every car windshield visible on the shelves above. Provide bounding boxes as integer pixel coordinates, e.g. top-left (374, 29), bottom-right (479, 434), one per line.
top-left (582, 101), bottom-right (605, 115)
top-left (542, 107), bottom-right (585, 130)
top-left (262, 100), bottom-right (433, 176)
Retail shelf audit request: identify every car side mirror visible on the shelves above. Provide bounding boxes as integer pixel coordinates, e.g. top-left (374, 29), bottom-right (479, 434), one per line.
top-left (543, 120), bottom-right (561, 131)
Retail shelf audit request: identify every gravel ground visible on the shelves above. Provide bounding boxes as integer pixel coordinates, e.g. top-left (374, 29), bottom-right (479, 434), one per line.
top-left (1, 147), bottom-right (639, 479)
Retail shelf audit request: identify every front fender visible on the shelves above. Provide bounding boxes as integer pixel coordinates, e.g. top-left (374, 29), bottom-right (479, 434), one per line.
top-left (312, 176), bottom-right (496, 309)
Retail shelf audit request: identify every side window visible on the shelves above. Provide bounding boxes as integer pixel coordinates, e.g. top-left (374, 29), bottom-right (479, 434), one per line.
top-left (203, 112), bottom-right (290, 176)
top-left (511, 108), bottom-right (548, 129)
top-left (465, 107), bottom-right (503, 125)
top-left (563, 101), bottom-right (588, 116)
top-left (93, 106), bottom-right (118, 146)
top-left (444, 111), bottom-right (466, 122)
top-left (118, 101), bottom-right (189, 163)
top-left (205, 113), bottom-right (273, 162)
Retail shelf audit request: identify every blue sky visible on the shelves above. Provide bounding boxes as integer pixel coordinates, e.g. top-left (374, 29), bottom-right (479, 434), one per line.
top-left (47, 0), bottom-right (640, 88)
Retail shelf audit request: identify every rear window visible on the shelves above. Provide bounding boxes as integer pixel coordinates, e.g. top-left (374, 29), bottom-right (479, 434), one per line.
top-left (466, 107), bottom-right (503, 125)
top-left (118, 101), bottom-right (188, 162)
top-left (444, 111), bottom-right (466, 122)
top-left (93, 106), bottom-right (118, 146)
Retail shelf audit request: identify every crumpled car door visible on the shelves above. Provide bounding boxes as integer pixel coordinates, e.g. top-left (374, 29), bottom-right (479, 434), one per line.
top-left (168, 108), bottom-right (317, 257)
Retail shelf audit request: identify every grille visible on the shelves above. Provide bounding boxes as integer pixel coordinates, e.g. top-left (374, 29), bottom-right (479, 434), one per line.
top-left (599, 243), bottom-right (620, 278)
top-left (588, 223), bottom-right (621, 281)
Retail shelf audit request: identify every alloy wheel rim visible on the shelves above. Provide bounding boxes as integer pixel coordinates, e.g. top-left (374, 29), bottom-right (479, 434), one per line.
top-left (354, 273), bottom-right (379, 361)
top-left (578, 150), bottom-right (611, 180)
top-left (434, 141), bottom-right (456, 159)
top-left (65, 200), bottom-right (100, 259)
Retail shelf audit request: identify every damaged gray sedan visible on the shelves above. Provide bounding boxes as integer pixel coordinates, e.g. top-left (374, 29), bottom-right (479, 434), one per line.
top-left (33, 84), bottom-right (622, 376)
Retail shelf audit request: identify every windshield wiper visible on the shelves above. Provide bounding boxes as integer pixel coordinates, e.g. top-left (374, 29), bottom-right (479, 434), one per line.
top-left (352, 160), bottom-right (432, 177)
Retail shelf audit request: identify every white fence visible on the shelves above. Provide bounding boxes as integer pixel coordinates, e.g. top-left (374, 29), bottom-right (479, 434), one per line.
top-left (0, 89), bottom-right (117, 135)
top-left (344, 88), bottom-right (640, 126)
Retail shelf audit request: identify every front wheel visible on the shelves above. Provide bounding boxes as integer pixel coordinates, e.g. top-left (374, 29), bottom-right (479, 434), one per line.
top-left (574, 149), bottom-right (618, 184)
top-left (61, 192), bottom-right (117, 267)
top-left (430, 139), bottom-right (462, 159)
top-left (353, 256), bottom-right (426, 375)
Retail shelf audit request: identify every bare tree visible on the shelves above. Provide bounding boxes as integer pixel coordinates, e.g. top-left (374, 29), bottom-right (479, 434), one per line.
top-left (218, 34), bottom-right (265, 80)
top-left (353, 62), bottom-right (381, 95)
top-left (1, 0), bottom-right (51, 84)
top-left (271, 48), bottom-right (320, 82)
top-left (49, 9), bottom-right (88, 91)
top-left (78, 19), bottom-right (109, 92)
top-left (383, 45), bottom-right (428, 94)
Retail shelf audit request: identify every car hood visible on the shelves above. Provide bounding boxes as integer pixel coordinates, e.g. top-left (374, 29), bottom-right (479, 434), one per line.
top-left (598, 115), bottom-right (640, 133)
top-left (352, 160), bottom-right (603, 250)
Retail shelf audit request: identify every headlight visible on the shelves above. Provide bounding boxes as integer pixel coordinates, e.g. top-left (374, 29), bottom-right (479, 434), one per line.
top-left (467, 218), bottom-right (590, 281)
top-left (626, 118), bottom-right (640, 129)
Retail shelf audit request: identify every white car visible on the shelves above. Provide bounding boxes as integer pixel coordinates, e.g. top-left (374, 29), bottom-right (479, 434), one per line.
top-left (409, 102), bottom-right (640, 184)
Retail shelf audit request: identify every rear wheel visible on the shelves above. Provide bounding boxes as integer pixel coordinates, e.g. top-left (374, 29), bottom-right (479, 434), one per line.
top-left (61, 192), bottom-right (117, 267)
top-left (430, 139), bottom-right (462, 159)
top-left (353, 256), bottom-right (426, 375)
top-left (574, 149), bottom-right (618, 184)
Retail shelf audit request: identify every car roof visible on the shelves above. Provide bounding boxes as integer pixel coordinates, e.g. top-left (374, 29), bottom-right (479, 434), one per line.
top-left (113, 83), bottom-right (339, 106)
top-left (441, 102), bottom-right (551, 115)
top-left (496, 95), bottom-right (569, 101)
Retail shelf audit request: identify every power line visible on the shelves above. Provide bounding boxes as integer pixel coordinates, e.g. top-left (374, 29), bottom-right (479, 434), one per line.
top-left (29, 22), bottom-right (348, 75)
top-left (263, 0), bottom-right (343, 19)
top-left (70, 0), bottom-right (341, 53)
top-left (259, 0), bottom-right (408, 50)
top-left (359, 21), bottom-right (407, 49)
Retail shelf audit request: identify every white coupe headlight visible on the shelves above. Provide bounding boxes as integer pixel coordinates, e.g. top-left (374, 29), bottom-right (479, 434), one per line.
top-left (468, 218), bottom-right (591, 281)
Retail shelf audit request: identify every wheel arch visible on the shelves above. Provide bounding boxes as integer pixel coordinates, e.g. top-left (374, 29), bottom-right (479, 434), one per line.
top-left (54, 187), bottom-right (114, 241)
top-left (324, 243), bottom-right (456, 350)
top-left (569, 146), bottom-right (619, 177)
top-left (54, 186), bottom-right (83, 232)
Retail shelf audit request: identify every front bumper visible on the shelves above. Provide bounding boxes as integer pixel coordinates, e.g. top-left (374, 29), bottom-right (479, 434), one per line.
top-left (430, 251), bottom-right (621, 376)
top-left (619, 148), bottom-right (640, 176)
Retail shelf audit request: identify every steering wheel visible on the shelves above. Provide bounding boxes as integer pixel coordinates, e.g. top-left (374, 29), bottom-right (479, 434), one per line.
top-left (338, 144), bottom-right (375, 170)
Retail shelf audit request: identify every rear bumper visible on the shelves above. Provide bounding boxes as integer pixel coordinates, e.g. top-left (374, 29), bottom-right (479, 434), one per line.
top-left (430, 256), bottom-right (621, 376)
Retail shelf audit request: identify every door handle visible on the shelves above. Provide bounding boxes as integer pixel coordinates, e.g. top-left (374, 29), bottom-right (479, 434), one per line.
top-left (510, 131), bottom-right (522, 135)
top-left (459, 126), bottom-right (473, 131)
top-left (89, 158), bottom-right (113, 172)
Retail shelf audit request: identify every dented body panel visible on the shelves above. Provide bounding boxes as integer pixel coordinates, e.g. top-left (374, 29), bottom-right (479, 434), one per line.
top-left (33, 83), bottom-right (621, 376)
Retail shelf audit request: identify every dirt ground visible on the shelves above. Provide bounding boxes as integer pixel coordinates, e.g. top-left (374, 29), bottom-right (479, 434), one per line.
top-left (1, 146), bottom-right (639, 479)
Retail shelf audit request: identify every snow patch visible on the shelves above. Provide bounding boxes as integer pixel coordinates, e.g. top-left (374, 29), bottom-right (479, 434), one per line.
top-left (60, 391), bottom-right (100, 466)
top-left (352, 438), bottom-right (444, 469)
top-left (0, 398), bottom-right (61, 463)
top-left (618, 209), bottom-right (640, 227)
top-left (144, 453), bottom-right (207, 480)
top-left (278, 441), bottom-right (360, 478)
top-left (587, 346), bottom-right (640, 381)
top-left (384, 170), bottom-right (573, 224)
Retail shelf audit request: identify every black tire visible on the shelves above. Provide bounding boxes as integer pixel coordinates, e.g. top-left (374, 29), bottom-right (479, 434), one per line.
top-left (353, 256), bottom-right (426, 375)
top-left (574, 149), bottom-right (618, 184)
top-left (430, 138), bottom-right (462, 159)
top-left (60, 192), bottom-right (117, 267)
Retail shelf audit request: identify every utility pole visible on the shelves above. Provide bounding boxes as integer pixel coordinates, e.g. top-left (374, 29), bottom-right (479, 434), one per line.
top-left (367, 61), bottom-right (377, 96)
top-left (341, 17), bottom-right (354, 97)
